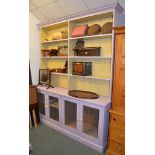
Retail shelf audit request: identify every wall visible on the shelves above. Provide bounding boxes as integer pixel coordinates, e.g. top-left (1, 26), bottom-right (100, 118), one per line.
top-left (29, 12), bottom-right (40, 85)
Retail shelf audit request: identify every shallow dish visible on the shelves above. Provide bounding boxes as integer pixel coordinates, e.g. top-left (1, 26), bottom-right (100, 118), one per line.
top-left (68, 90), bottom-right (99, 99)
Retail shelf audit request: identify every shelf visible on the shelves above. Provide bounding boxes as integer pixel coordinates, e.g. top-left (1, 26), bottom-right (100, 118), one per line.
top-left (37, 86), bottom-right (111, 106)
top-left (41, 56), bottom-right (68, 59)
top-left (50, 102), bottom-right (59, 109)
top-left (69, 74), bottom-right (111, 80)
top-left (69, 56), bottom-right (112, 59)
top-left (51, 72), bottom-right (68, 76)
top-left (41, 38), bottom-right (68, 44)
top-left (66, 121), bottom-right (77, 129)
top-left (69, 33), bottom-right (112, 40)
top-left (41, 56), bottom-right (111, 59)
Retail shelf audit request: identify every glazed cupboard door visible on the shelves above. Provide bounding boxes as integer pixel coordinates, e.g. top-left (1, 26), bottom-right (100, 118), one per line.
top-left (62, 97), bottom-right (80, 134)
top-left (37, 90), bottom-right (47, 120)
top-left (80, 103), bottom-right (104, 145)
top-left (46, 93), bottom-right (62, 126)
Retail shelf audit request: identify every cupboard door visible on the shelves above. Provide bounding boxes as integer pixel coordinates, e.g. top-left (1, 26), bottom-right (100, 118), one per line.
top-left (112, 33), bottom-right (125, 111)
top-left (65, 101), bottom-right (77, 129)
top-left (80, 103), bottom-right (103, 144)
top-left (83, 106), bottom-right (99, 138)
top-left (62, 98), bottom-right (79, 133)
top-left (48, 95), bottom-right (60, 124)
top-left (37, 92), bottom-right (45, 115)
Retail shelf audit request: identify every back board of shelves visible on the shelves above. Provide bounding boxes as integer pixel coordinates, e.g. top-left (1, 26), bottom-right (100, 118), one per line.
top-left (39, 3), bottom-right (124, 98)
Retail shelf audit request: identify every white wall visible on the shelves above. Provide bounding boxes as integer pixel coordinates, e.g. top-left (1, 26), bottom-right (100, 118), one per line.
top-left (29, 12), bottom-right (40, 85)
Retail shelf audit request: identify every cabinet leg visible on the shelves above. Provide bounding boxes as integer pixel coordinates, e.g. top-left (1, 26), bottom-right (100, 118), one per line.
top-left (32, 110), bottom-right (38, 128)
top-left (29, 112), bottom-right (32, 128)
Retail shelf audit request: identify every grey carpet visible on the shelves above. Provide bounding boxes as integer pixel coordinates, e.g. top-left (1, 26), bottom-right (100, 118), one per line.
top-left (29, 124), bottom-right (105, 155)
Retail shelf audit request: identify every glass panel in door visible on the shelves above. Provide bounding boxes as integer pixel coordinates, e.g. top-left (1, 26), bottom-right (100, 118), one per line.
top-left (83, 106), bottom-right (99, 138)
top-left (37, 93), bottom-right (45, 115)
top-left (49, 96), bottom-right (59, 122)
top-left (65, 101), bottom-right (77, 129)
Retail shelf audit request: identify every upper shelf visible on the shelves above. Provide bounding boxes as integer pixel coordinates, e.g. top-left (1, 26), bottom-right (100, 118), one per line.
top-left (41, 38), bottom-right (68, 44)
top-left (41, 56), bottom-right (68, 59)
top-left (41, 56), bottom-right (112, 59)
top-left (69, 56), bottom-right (112, 59)
top-left (41, 33), bottom-right (112, 44)
top-left (69, 33), bottom-right (112, 40)
top-left (41, 34), bottom-right (112, 44)
top-left (51, 72), bottom-right (68, 76)
top-left (69, 74), bottom-right (111, 81)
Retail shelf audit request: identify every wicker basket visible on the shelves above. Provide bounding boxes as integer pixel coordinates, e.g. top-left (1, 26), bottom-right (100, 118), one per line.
top-left (88, 24), bottom-right (101, 35)
top-left (101, 22), bottom-right (113, 34)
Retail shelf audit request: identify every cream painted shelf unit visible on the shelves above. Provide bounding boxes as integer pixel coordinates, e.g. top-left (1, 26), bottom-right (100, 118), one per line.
top-left (39, 2), bottom-right (124, 98)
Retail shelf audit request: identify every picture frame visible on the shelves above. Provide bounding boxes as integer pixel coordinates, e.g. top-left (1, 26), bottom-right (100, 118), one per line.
top-left (38, 69), bottom-right (54, 88)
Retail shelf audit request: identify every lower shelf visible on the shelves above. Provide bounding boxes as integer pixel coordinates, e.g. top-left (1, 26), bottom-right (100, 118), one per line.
top-left (83, 123), bottom-right (98, 138)
top-left (50, 102), bottom-right (59, 109)
top-left (65, 121), bottom-right (77, 129)
top-left (65, 121), bottom-right (98, 138)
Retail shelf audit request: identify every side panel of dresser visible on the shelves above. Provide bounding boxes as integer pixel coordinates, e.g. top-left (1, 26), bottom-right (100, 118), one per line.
top-left (106, 27), bottom-right (125, 155)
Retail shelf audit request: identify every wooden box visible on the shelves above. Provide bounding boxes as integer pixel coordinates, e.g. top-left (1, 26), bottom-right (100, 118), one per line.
top-left (71, 24), bottom-right (88, 37)
top-left (50, 49), bottom-right (58, 56)
top-left (72, 62), bottom-right (92, 76)
top-left (41, 49), bottom-right (58, 57)
top-left (73, 47), bottom-right (101, 56)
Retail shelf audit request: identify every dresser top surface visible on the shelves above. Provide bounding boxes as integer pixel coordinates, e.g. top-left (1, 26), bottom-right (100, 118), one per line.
top-left (37, 85), bottom-right (111, 107)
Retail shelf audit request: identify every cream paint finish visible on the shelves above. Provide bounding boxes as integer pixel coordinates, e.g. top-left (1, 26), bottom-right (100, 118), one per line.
top-left (29, 12), bottom-right (40, 85)
top-left (40, 12), bottom-right (113, 96)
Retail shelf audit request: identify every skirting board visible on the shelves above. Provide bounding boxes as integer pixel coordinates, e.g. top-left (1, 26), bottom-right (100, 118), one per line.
top-left (40, 118), bottom-right (107, 153)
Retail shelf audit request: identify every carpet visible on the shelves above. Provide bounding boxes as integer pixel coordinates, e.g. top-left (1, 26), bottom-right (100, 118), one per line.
top-left (29, 124), bottom-right (105, 155)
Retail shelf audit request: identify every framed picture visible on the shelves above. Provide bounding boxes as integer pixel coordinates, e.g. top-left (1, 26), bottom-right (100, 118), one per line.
top-left (39, 69), bottom-right (51, 85)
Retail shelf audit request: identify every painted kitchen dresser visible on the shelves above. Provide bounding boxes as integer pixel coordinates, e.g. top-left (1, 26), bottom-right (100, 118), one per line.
top-left (37, 3), bottom-right (124, 153)
top-left (37, 85), bottom-right (111, 152)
